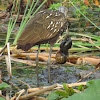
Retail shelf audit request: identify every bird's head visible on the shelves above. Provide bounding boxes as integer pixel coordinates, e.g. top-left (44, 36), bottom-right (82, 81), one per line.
top-left (56, 36), bottom-right (72, 64)
top-left (58, 6), bottom-right (68, 17)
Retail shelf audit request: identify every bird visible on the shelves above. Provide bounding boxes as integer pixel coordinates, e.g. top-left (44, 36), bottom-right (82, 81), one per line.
top-left (56, 36), bottom-right (72, 64)
top-left (17, 6), bottom-right (68, 86)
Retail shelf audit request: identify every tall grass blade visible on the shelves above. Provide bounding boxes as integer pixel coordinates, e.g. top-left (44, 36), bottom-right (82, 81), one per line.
top-left (20, 0), bottom-right (30, 27)
top-left (70, 32), bottom-right (100, 40)
top-left (13, 0), bottom-right (47, 44)
top-left (27, 0), bottom-right (47, 24)
top-left (70, 1), bottom-right (100, 30)
top-left (5, 0), bottom-right (16, 44)
top-left (5, 0), bottom-right (19, 44)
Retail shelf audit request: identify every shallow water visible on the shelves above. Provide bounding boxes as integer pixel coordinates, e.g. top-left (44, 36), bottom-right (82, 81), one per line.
top-left (1, 61), bottom-right (100, 89)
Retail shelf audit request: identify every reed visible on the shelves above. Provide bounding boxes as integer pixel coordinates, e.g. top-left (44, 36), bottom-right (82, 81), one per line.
top-left (5, 0), bottom-right (47, 45)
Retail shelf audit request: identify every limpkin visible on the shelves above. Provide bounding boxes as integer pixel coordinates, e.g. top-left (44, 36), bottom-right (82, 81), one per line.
top-left (56, 36), bottom-right (72, 64)
top-left (17, 6), bottom-right (70, 86)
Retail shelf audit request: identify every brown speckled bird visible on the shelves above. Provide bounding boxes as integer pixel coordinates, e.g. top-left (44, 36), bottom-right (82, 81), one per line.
top-left (17, 6), bottom-right (68, 86)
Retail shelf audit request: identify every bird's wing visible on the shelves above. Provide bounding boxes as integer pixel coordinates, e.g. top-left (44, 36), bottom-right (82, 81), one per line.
top-left (17, 9), bottom-right (67, 46)
top-left (35, 9), bottom-right (67, 40)
top-left (17, 21), bottom-right (44, 45)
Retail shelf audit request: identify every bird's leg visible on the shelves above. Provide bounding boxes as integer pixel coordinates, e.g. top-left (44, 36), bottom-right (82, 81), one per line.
top-left (36, 45), bottom-right (40, 87)
top-left (47, 45), bottom-right (53, 84)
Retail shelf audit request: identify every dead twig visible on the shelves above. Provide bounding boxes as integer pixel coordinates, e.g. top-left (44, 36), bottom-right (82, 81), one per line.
top-left (9, 82), bottom-right (87, 100)
top-left (27, 82), bottom-right (87, 93)
top-left (16, 89), bottom-right (25, 100)
top-left (11, 89), bottom-right (25, 100)
top-left (5, 43), bottom-right (12, 78)
top-left (14, 78), bottom-right (31, 88)
top-left (89, 38), bottom-right (100, 49)
top-left (57, 82), bottom-right (87, 88)
top-left (19, 84), bottom-right (58, 100)
top-left (0, 44), bottom-right (7, 55)
top-left (10, 57), bottom-right (36, 66)
top-left (76, 63), bottom-right (100, 83)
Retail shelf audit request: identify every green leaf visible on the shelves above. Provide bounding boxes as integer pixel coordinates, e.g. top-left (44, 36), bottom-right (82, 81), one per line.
top-left (70, 1), bottom-right (100, 30)
top-left (78, 85), bottom-right (83, 91)
top-left (73, 43), bottom-right (100, 46)
top-left (61, 79), bottom-right (100, 100)
top-left (55, 90), bottom-right (69, 98)
top-left (49, 3), bottom-right (62, 10)
top-left (87, 80), bottom-right (94, 86)
top-left (63, 83), bottom-right (69, 95)
top-left (69, 87), bottom-right (74, 95)
top-left (0, 97), bottom-right (5, 100)
top-left (47, 91), bottom-right (59, 100)
top-left (0, 82), bottom-right (10, 90)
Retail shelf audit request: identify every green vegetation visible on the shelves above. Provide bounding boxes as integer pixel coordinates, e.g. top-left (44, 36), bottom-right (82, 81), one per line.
top-left (0, 82), bottom-right (10, 100)
top-left (0, 0), bottom-right (100, 99)
top-left (0, 82), bottom-right (10, 90)
top-left (47, 79), bottom-right (100, 100)
top-left (5, 0), bottom-right (47, 45)
top-left (1, 0), bottom-right (99, 54)
top-left (47, 83), bottom-right (75, 100)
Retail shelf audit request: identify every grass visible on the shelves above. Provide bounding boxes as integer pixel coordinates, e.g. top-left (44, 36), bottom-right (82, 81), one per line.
top-left (3, 0), bottom-right (100, 55)
top-left (69, 0), bottom-right (100, 30)
top-left (5, 0), bottom-right (47, 45)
